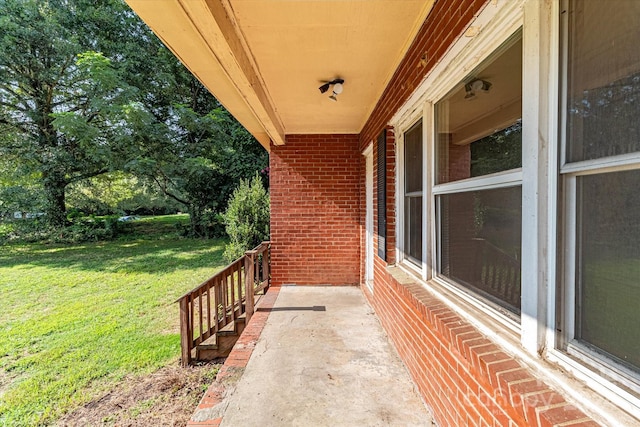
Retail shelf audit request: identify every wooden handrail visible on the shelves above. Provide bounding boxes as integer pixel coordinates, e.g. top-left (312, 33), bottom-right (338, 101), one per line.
top-left (177, 241), bottom-right (270, 366)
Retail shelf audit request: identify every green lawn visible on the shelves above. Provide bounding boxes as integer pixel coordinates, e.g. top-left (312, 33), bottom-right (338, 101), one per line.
top-left (0, 216), bottom-right (227, 426)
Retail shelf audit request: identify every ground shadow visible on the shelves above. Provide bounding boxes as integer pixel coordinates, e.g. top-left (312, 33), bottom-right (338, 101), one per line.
top-left (0, 238), bottom-right (226, 274)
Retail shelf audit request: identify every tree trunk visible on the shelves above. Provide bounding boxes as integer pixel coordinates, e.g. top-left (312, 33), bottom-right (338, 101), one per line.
top-left (189, 205), bottom-right (205, 238)
top-left (43, 171), bottom-right (67, 228)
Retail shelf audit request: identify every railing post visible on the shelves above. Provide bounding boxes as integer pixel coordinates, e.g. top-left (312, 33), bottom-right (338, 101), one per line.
top-left (244, 252), bottom-right (255, 323)
top-left (262, 241), bottom-right (270, 291)
top-left (179, 296), bottom-right (192, 367)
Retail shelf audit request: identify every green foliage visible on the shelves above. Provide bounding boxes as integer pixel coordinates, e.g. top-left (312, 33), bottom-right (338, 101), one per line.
top-left (222, 174), bottom-right (270, 263)
top-left (0, 157), bottom-right (45, 216)
top-left (0, 0), bottom-right (268, 233)
top-left (66, 172), bottom-right (182, 216)
top-left (124, 102), bottom-right (268, 238)
top-left (0, 215), bottom-right (128, 244)
top-left (0, 0), bottom-right (142, 227)
top-left (0, 218), bottom-right (228, 426)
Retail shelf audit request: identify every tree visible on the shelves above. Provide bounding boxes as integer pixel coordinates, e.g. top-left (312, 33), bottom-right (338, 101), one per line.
top-left (0, 0), bottom-right (268, 232)
top-left (0, 158), bottom-right (44, 217)
top-left (470, 120), bottom-right (522, 177)
top-left (0, 0), bottom-right (140, 226)
top-left (123, 90), bottom-right (268, 237)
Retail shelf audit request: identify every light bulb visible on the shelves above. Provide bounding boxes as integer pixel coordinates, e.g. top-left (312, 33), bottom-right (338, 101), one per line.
top-left (470, 79), bottom-right (484, 92)
top-left (332, 83), bottom-right (343, 94)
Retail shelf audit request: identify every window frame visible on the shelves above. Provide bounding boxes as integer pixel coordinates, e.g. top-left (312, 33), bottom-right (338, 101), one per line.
top-left (402, 119), bottom-right (424, 267)
top-left (554, 0), bottom-right (640, 405)
top-left (396, 110), bottom-right (428, 277)
top-left (401, 19), bottom-right (526, 332)
top-left (377, 130), bottom-right (387, 260)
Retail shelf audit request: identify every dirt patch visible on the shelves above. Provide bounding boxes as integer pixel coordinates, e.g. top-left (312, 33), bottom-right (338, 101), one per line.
top-left (58, 361), bottom-right (220, 427)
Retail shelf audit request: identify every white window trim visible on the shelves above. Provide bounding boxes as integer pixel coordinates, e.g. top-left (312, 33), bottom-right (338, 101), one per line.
top-left (547, 0), bottom-right (640, 419)
top-left (395, 107), bottom-right (427, 277)
top-left (399, 0), bottom-right (526, 330)
top-left (363, 142), bottom-right (374, 291)
top-left (389, 0), bottom-right (640, 423)
top-left (432, 169), bottom-right (522, 195)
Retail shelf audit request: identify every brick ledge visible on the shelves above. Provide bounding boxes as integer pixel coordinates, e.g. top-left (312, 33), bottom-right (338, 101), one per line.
top-left (187, 288), bottom-right (280, 427)
top-left (383, 266), bottom-right (601, 427)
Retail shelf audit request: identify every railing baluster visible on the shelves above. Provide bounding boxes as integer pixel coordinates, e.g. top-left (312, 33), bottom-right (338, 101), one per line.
top-left (206, 284), bottom-right (211, 337)
top-left (222, 272), bottom-right (228, 325)
top-left (213, 276), bottom-right (220, 332)
top-left (198, 288), bottom-right (204, 342)
top-left (190, 294), bottom-right (195, 342)
top-left (179, 296), bottom-right (191, 367)
top-left (229, 265), bottom-right (236, 321)
top-left (262, 242), bottom-right (270, 292)
top-left (236, 262), bottom-right (243, 315)
top-left (244, 251), bottom-right (256, 323)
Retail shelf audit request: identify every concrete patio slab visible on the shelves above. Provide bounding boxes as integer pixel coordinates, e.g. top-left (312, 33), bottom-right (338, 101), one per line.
top-left (217, 285), bottom-right (434, 427)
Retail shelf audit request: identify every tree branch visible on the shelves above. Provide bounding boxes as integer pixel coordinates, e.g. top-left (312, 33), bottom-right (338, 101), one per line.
top-left (0, 99), bottom-right (29, 113)
top-left (151, 174), bottom-right (189, 206)
top-left (67, 167), bottom-right (110, 184)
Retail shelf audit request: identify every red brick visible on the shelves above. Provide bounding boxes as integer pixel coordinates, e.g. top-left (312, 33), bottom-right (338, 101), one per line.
top-left (537, 405), bottom-right (591, 427)
top-left (521, 391), bottom-right (566, 425)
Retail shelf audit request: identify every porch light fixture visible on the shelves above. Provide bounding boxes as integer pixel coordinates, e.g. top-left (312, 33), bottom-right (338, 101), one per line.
top-left (318, 78), bottom-right (345, 101)
top-left (464, 78), bottom-right (491, 100)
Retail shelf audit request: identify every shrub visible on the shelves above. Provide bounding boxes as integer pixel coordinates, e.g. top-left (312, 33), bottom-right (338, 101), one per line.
top-left (0, 215), bottom-right (128, 244)
top-left (222, 174), bottom-right (269, 263)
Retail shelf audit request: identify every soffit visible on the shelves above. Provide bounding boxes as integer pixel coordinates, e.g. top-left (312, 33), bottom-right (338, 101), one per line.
top-left (126, 0), bottom-right (434, 148)
top-left (229, 0), bottom-right (433, 135)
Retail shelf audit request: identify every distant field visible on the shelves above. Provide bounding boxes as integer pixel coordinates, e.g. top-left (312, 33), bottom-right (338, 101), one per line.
top-left (0, 216), bottom-right (227, 426)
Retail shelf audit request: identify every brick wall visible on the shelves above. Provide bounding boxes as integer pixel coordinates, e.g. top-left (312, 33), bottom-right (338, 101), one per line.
top-left (363, 264), bottom-right (599, 426)
top-left (269, 134), bottom-right (360, 286)
top-left (356, 0), bottom-right (601, 424)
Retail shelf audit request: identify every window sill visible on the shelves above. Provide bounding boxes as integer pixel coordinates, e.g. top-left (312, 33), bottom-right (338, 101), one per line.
top-left (394, 262), bottom-right (521, 356)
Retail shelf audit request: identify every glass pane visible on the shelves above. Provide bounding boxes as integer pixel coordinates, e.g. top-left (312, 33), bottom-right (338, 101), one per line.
top-left (436, 33), bottom-right (522, 184)
top-left (404, 121), bottom-right (422, 193)
top-left (438, 186), bottom-right (522, 313)
top-left (404, 196), bottom-right (422, 263)
top-left (576, 170), bottom-right (640, 369)
top-left (566, 0), bottom-right (640, 163)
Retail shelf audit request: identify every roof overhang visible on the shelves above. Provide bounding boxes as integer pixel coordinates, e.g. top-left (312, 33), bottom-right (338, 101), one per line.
top-left (126, 0), bottom-right (435, 150)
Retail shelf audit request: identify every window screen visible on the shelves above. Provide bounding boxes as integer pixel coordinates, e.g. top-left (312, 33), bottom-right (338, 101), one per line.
top-left (404, 121), bottom-right (422, 264)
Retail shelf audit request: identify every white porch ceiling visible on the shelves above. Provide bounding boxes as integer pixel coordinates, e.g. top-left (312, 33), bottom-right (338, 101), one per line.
top-left (126, 0), bottom-right (435, 149)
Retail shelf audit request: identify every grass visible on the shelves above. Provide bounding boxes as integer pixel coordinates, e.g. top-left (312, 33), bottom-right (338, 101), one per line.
top-left (0, 215), bottom-right (227, 426)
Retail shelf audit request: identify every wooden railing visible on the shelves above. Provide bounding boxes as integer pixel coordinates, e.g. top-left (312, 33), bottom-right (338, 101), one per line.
top-left (177, 241), bottom-right (270, 366)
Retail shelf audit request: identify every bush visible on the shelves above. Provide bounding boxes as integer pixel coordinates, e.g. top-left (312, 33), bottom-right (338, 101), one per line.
top-left (0, 215), bottom-right (129, 244)
top-left (222, 174), bottom-right (269, 263)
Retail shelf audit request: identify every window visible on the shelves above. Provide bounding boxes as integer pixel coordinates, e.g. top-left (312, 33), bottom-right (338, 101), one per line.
top-left (561, 0), bottom-right (640, 375)
top-left (404, 121), bottom-right (423, 265)
top-left (434, 32), bottom-right (523, 314)
top-left (392, 0), bottom-right (640, 417)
